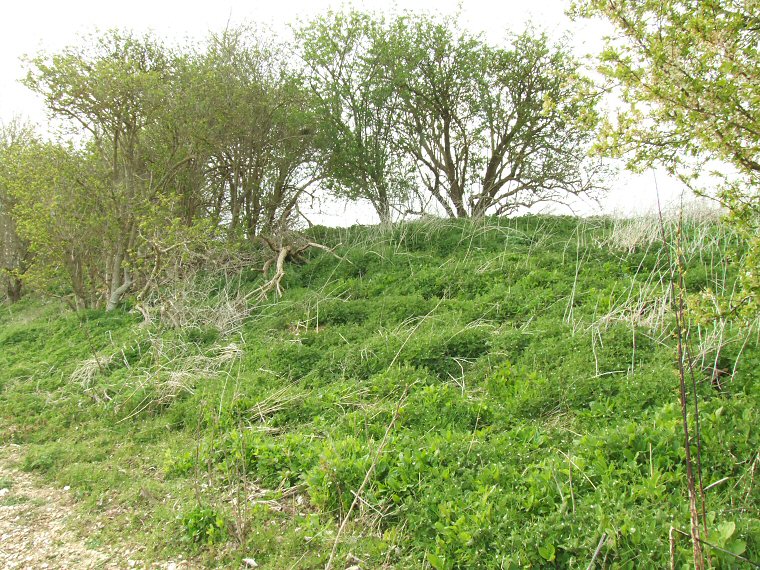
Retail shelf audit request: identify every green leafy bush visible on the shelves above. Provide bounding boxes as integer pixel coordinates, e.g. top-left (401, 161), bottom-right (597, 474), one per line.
top-left (181, 506), bottom-right (227, 545)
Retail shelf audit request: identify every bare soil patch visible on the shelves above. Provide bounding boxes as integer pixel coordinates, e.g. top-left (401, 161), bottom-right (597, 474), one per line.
top-left (0, 444), bottom-right (191, 570)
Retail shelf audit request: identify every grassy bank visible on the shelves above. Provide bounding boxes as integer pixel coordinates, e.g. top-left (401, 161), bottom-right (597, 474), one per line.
top-left (1, 214), bottom-right (758, 568)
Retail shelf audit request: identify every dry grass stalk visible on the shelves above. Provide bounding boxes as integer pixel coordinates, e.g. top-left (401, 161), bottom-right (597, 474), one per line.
top-left (71, 353), bottom-right (115, 388)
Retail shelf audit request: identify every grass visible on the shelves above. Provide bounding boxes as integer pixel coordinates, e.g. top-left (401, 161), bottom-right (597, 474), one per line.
top-left (0, 213), bottom-right (758, 568)
top-left (0, 494), bottom-right (34, 507)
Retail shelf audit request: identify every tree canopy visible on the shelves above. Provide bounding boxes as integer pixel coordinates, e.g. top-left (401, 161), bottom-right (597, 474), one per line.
top-left (2, 13), bottom-right (608, 308)
top-left (385, 16), bottom-right (604, 217)
top-left (574, 0), bottom-right (759, 316)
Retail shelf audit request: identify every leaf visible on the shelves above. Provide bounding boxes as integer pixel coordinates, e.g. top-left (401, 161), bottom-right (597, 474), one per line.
top-left (715, 520), bottom-right (736, 544)
top-left (426, 551), bottom-right (446, 570)
top-left (538, 542), bottom-right (556, 561)
top-left (728, 539), bottom-right (746, 556)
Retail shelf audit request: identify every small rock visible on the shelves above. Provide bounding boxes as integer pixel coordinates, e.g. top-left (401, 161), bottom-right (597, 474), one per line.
top-left (167, 563), bottom-right (178, 570)
top-left (0, 488), bottom-right (9, 497)
top-left (63, 486), bottom-right (70, 491)
top-left (346, 566), bottom-right (361, 570)
top-left (242, 558), bottom-right (258, 568)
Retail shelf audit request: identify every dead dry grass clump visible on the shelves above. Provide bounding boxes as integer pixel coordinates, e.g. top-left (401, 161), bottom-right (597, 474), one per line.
top-left (596, 200), bottom-right (737, 336)
top-left (73, 334), bottom-right (245, 410)
top-left (135, 275), bottom-right (254, 336)
top-left (138, 337), bottom-right (244, 403)
top-left (70, 352), bottom-right (116, 389)
top-left (595, 282), bottom-right (673, 334)
top-left (72, 261), bottom-right (252, 408)
top-left (604, 200), bottom-right (726, 254)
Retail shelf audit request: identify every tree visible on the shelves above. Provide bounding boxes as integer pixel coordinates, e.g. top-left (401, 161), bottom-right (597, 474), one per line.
top-left (23, 30), bottom-right (184, 310)
top-left (2, 140), bottom-right (112, 310)
top-left (573, 0), bottom-right (759, 316)
top-left (17, 27), bottom-right (329, 310)
top-left (299, 11), bottom-right (414, 223)
top-left (383, 14), bottom-right (604, 218)
top-left (0, 119), bottom-right (35, 302)
top-left (187, 26), bottom-right (321, 240)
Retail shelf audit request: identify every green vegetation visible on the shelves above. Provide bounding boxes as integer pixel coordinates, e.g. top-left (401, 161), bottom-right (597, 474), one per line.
top-left (1, 14), bottom-right (602, 311)
top-left (568, 4), bottom-right (760, 562)
top-left (574, 0), bottom-right (760, 320)
top-left (1, 4), bottom-right (757, 567)
top-left (1, 215), bottom-right (757, 568)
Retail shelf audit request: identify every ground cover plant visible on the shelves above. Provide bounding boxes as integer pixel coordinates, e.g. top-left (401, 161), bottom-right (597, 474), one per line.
top-left (0, 213), bottom-right (758, 568)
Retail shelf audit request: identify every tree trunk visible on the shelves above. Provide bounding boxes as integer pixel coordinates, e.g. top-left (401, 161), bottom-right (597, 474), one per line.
top-left (106, 269), bottom-right (132, 311)
top-left (470, 192), bottom-right (492, 218)
top-left (374, 196), bottom-right (392, 224)
top-left (106, 222), bottom-right (137, 311)
top-left (106, 246), bottom-right (132, 311)
top-left (67, 252), bottom-right (90, 310)
top-left (6, 276), bottom-right (22, 303)
top-left (452, 189), bottom-right (469, 218)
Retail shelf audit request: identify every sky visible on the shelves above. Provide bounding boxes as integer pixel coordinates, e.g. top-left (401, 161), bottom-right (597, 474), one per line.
top-left (0, 0), bottom-right (695, 225)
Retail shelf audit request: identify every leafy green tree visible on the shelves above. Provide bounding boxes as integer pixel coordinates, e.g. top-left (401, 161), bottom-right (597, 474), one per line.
top-left (573, 0), bottom-right (759, 317)
top-left (23, 30), bottom-right (185, 310)
top-left (299, 11), bottom-right (414, 223)
top-left (186, 26), bottom-right (321, 240)
top-left (18, 27), bottom-right (327, 309)
top-left (383, 15), bottom-right (604, 218)
top-left (2, 140), bottom-right (111, 310)
top-left (0, 119), bottom-right (35, 302)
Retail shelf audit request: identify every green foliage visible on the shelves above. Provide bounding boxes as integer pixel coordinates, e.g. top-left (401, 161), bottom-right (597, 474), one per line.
top-left (573, 0), bottom-right (759, 179)
top-left (380, 14), bottom-right (605, 217)
top-left (299, 10), bottom-right (606, 220)
top-left (574, 0), bottom-right (760, 318)
top-left (9, 26), bottom-right (321, 312)
top-left (181, 506), bottom-right (228, 545)
top-left (1, 216), bottom-right (757, 568)
top-left (0, 119), bottom-right (35, 302)
top-left (21, 30), bottom-right (182, 310)
top-left (0, 140), bottom-right (110, 308)
top-left (298, 10), bottom-right (414, 221)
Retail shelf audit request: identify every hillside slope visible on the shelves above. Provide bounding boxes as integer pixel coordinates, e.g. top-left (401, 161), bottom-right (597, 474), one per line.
top-left (1, 215), bottom-right (758, 568)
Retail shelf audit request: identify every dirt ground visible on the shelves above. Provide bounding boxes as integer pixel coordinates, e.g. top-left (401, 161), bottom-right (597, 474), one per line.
top-left (0, 444), bottom-right (192, 570)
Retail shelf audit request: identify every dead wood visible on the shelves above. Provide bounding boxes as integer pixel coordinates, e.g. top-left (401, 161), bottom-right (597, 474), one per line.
top-left (255, 234), bottom-right (349, 300)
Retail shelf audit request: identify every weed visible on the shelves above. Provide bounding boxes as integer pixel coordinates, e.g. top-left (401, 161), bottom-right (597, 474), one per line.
top-left (181, 506), bottom-right (228, 545)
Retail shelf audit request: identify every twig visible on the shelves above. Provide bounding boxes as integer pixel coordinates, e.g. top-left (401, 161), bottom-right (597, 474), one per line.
top-left (671, 527), bottom-right (760, 568)
top-left (586, 532), bottom-right (607, 570)
top-left (300, 242), bottom-right (353, 264)
top-left (655, 181), bottom-right (704, 570)
top-left (257, 246), bottom-right (291, 299)
top-left (703, 477), bottom-right (730, 492)
top-left (387, 299), bottom-right (443, 370)
top-left (556, 449), bottom-right (597, 491)
top-left (676, 204), bottom-right (711, 556)
top-left (568, 456), bottom-right (576, 515)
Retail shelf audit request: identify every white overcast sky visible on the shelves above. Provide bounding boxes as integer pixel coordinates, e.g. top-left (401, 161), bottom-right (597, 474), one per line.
top-left (1, 0), bottom-right (695, 224)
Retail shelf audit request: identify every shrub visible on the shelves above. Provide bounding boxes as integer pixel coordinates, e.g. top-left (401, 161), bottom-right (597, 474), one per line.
top-left (181, 506), bottom-right (228, 545)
